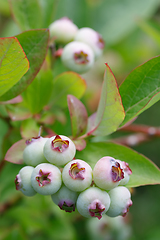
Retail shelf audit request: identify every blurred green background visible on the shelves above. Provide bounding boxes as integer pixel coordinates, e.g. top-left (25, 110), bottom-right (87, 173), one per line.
top-left (0, 0), bottom-right (160, 239)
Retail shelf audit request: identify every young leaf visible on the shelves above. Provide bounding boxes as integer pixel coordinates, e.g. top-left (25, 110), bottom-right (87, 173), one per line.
top-left (67, 95), bottom-right (88, 138)
top-left (0, 29), bottom-right (49, 101)
top-left (76, 141), bottom-right (160, 187)
top-left (119, 56), bottom-right (160, 126)
top-left (10, 0), bottom-right (43, 30)
top-left (22, 69), bottom-right (53, 114)
top-left (50, 72), bottom-right (86, 108)
top-left (0, 37), bottom-right (29, 97)
top-left (91, 64), bottom-right (125, 136)
top-left (4, 139), bottom-right (26, 164)
top-left (6, 104), bottom-right (31, 121)
top-left (20, 118), bottom-right (40, 139)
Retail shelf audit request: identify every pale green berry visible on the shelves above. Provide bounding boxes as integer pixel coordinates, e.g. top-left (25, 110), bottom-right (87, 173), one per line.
top-left (49, 17), bottom-right (78, 43)
top-left (106, 186), bottom-right (133, 217)
top-left (61, 41), bottom-right (95, 73)
top-left (62, 159), bottom-right (93, 192)
top-left (31, 163), bottom-right (62, 195)
top-left (43, 135), bottom-right (76, 166)
top-left (74, 27), bottom-right (104, 58)
top-left (76, 187), bottom-right (110, 219)
top-left (93, 156), bottom-right (124, 190)
top-left (15, 166), bottom-right (36, 196)
top-left (51, 185), bottom-right (78, 212)
top-left (23, 136), bottom-right (49, 166)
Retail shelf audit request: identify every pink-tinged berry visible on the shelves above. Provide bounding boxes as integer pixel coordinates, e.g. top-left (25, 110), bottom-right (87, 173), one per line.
top-left (93, 156), bottom-right (124, 190)
top-left (76, 187), bottom-right (110, 219)
top-left (116, 160), bottom-right (132, 186)
top-left (106, 186), bottom-right (133, 217)
top-left (43, 135), bottom-right (76, 166)
top-left (15, 166), bottom-right (36, 197)
top-left (62, 159), bottom-right (93, 192)
top-left (31, 163), bottom-right (62, 195)
top-left (74, 27), bottom-right (105, 58)
top-left (23, 136), bottom-right (49, 166)
top-left (61, 41), bottom-right (95, 73)
top-left (49, 17), bottom-right (78, 44)
top-left (51, 185), bottom-right (78, 212)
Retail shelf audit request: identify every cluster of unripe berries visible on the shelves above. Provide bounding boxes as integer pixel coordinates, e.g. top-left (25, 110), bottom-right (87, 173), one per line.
top-left (49, 17), bottom-right (105, 73)
top-left (15, 135), bottom-right (132, 220)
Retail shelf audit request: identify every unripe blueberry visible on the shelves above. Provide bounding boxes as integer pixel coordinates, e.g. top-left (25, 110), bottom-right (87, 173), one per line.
top-left (116, 160), bottom-right (132, 186)
top-left (106, 186), bottom-right (133, 217)
top-left (43, 135), bottom-right (76, 166)
top-left (23, 136), bottom-right (49, 166)
top-left (51, 185), bottom-right (78, 212)
top-left (31, 163), bottom-right (62, 195)
top-left (49, 17), bottom-right (78, 44)
top-left (74, 27), bottom-right (105, 58)
top-left (15, 166), bottom-right (36, 196)
top-left (62, 159), bottom-right (93, 192)
top-left (93, 156), bottom-right (124, 190)
top-left (76, 187), bottom-right (110, 219)
top-left (61, 41), bottom-right (95, 73)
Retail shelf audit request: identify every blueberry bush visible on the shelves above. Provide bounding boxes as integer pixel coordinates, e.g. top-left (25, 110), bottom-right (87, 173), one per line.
top-left (0, 0), bottom-right (160, 239)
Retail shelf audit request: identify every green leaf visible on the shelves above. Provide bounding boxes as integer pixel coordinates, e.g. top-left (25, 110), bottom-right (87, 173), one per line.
top-left (22, 69), bottom-right (53, 114)
top-left (20, 118), bottom-right (40, 139)
top-left (39, 0), bottom-right (57, 28)
top-left (92, 64), bottom-right (125, 136)
top-left (119, 56), bottom-right (160, 126)
top-left (67, 95), bottom-right (88, 138)
top-left (0, 29), bottom-right (49, 101)
top-left (50, 72), bottom-right (86, 108)
top-left (10, 0), bottom-right (43, 30)
top-left (0, 37), bottom-right (29, 97)
top-left (76, 141), bottom-right (160, 187)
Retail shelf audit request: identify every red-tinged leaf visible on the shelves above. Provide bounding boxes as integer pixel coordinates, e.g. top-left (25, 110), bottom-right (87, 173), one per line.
top-left (86, 112), bottom-right (97, 136)
top-left (72, 138), bottom-right (86, 151)
top-left (0, 95), bottom-right (23, 104)
top-left (50, 71), bottom-right (87, 108)
top-left (5, 139), bottom-right (26, 164)
top-left (6, 104), bottom-right (31, 121)
top-left (89, 64), bottom-right (125, 136)
top-left (67, 95), bottom-right (88, 138)
top-left (20, 118), bottom-right (40, 139)
top-left (0, 37), bottom-right (29, 97)
top-left (0, 29), bottom-right (49, 101)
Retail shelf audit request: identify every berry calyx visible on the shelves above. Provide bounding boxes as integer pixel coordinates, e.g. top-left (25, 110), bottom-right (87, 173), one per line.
top-left (31, 163), bottom-right (62, 195)
top-left (76, 187), bottom-right (110, 219)
top-left (15, 166), bottom-right (36, 197)
top-left (116, 160), bottom-right (132, 186)
top-left (62, 159), bottom-right (93, 192)
top-left (93, 156), bottom-right (124, 190)
top-left (43, 135), bottom-right (76, 166)
top-left (61, 41), bottom-right (95, 73)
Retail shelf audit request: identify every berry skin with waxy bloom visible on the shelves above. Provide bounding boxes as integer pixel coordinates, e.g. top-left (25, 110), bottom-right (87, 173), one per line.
top-left (74, 27), bottom-right (105, 58)
top-left (107, 186), bottom-right (133, 217)
top-left (31, 163), bottom-right (62, 195)
top-left (93, 156), bottom-right (124, 190)
top-left (43, 135), bottom-right (76, 166)
top-left (49, 17), bottom-right (78, 44)
top-left (15, 166), bottom-right (36, 197)
top-left (51, 185), bottom-right (78, 213)
top-left (76, 187), bottom-right (110, 219)
top-left (62, 159), bottom-right (93, 192)
top-left (116, 159), bottom-right (132, 186)
top-left (61, 41), bottom-right (95, 74)
top-left (23, 136), bottom-right (49, 166)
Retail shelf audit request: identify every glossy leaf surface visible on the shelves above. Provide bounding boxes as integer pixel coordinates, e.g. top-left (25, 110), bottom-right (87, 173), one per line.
top-left (0, 37), bottom-right (29, 97)
top-left (119, 56), bottom-right (160, 126)
top-left (0, 29), bottom-right (49, 101)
